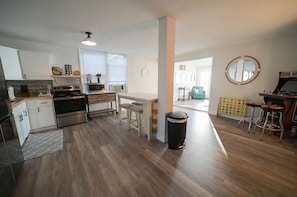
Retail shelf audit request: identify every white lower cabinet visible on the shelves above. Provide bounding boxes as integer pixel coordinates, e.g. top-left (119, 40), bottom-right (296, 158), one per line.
top-left (13, 102), bottom-right (30, 146)
top-left (26, 98), bottom-right (56, 132)
top-left (22, 105), bottom-right (31, 136)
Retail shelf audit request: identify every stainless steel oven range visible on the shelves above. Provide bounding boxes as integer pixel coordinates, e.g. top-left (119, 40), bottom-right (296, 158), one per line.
top-left (53, 85), bottom-right (87, 127)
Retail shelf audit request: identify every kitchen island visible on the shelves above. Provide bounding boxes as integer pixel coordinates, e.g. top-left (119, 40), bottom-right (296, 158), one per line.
top-left (85, 91), bottom-right (117, 119)
top-left (117, 92), bottom-right (158, 141)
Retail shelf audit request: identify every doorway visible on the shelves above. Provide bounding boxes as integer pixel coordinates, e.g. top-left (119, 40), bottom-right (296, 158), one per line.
top-left (173, 57), bottom-right (213, 112)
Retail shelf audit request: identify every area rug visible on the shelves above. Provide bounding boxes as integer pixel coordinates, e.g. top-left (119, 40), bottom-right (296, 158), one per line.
top-left (22, 130), bottom-right (63, 160)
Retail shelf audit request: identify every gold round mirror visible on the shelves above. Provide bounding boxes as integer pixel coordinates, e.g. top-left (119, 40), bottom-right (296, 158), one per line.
top-left (225, 56), bottom-right (260, 85)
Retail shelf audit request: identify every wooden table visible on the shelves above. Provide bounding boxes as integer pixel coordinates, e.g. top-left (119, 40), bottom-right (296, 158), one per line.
top-left (85, 91), bottom-right (117, 119)
top-left (117, 92), bottom-right (158, 141)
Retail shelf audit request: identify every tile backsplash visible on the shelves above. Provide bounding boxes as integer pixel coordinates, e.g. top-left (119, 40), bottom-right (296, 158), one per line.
top-left (6, 80), bottom-right (53, 97)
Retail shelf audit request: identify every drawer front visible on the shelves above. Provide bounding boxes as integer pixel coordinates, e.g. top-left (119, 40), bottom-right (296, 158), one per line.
top-left (88, 93), bottom-right (115, 104)
top-left (36, 99), bottom-right (53, 106)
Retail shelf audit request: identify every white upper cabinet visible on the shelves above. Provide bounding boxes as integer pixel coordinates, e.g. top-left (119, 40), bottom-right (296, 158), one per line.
top-left (19, 50), bottom-right (51, 80)
top-left (0, 46), bottom-right (23, 80)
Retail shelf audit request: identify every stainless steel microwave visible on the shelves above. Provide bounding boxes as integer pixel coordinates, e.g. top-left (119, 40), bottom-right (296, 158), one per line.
top-left (88, 83), bottom-right (105, 91)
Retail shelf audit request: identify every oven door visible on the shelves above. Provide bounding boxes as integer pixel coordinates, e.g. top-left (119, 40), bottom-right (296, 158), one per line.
top-left (53, 96), bottom-right (87, 127)
top-left (53, 96), bottom-right (86, 115)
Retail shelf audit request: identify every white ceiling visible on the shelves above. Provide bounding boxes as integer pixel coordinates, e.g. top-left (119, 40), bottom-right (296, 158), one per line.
top-left (1, 0), bottom-right (297, 59)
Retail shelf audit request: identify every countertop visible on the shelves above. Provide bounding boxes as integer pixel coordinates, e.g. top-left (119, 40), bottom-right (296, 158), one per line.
top-left (117, 92), bottom-right (158, 101)
top-left (83, 90), bottom-right (116, 95)
top-left (10, 95), bottom-right (53, 108)
top-left (259, 93), bottom-right (297, 99)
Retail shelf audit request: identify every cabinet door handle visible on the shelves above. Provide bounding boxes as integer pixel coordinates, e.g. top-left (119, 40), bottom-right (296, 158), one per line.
top-left (19, 114), bottom-right (23, 121)
top-left (38, 107), bottom-right (40, 112)
top-left (41, 101), bottom-right (48, 104)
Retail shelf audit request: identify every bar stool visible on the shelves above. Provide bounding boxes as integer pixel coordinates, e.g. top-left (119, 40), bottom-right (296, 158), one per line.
top-left (254, 104), bottom-right (284, 143)
top-left (118, 103), bottom-right (134, 125)
top-left (129, 105), bottom-right (143, 136)
top-left (237, 101), bottom-right (263, 131)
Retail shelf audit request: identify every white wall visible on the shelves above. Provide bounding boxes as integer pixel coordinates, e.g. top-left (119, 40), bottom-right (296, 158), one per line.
top-left (127, 56), bottom-right (158, 94)
top-left (176, 32), bottom-right (297, 116)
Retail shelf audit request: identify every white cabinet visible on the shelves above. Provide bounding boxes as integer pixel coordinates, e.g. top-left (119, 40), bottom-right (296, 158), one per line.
top-left (36, 99), bottom-right (56, 128)
top-left (0, 46), bottom-right (23, 80)
top-left (19, 50), bottom-right (51, 80)
top-left (27, 98), bottom-right (56, 132)
top-left (22, 103), bottom-right (31, 136)
top-left (13, 102), bottom-right (30, 146)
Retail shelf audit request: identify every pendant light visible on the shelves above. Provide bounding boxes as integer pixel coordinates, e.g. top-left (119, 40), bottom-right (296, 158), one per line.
top-left (81, 32), bottom-right (96, 46)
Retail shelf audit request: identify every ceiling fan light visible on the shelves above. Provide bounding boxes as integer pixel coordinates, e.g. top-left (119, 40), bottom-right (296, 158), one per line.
top-left (82, 32), bottom-right (97, 46)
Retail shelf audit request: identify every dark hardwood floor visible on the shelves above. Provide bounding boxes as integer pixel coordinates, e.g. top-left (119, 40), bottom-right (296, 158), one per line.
top-left (12, 107), bottom-right (297, 197)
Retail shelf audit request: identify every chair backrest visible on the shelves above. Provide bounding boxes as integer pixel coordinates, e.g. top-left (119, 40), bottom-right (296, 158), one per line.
top-left (192, 86), bottom-right (204, 92)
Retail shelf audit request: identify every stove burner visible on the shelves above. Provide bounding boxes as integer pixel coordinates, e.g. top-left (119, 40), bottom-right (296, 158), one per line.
top-left (53, 85), bottom-right (83, 98)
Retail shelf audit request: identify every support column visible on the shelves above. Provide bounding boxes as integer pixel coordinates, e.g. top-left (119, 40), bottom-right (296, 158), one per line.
top-left (157, 16), bottom-right (176, 143)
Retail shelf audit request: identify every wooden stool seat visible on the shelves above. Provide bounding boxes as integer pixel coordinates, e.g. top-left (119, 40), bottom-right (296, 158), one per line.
top-left (131, 102), bottom-right (143, 106)
top-left (119, 103), bottom-right (134, 108)
top-left (261, 104), bottom-right (284, 111)
top-left (246, 101), bottom-right (263, 108)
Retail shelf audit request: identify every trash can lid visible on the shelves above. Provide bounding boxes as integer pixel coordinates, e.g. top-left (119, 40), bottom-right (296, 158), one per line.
top-left (167, 111), bottom-right (188, 119)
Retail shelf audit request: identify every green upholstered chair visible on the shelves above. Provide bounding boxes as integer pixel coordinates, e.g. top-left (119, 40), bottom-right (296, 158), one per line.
top-left (191, 86), bottom-right (206, 99)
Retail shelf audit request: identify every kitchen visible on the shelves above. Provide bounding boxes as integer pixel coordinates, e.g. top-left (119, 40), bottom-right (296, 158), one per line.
top-left (1, 34), bottom-right (297, 196)
top-left (1, 1), bottom-right (297, 196)
top-left (0, 45), bottom-right (137, 125)
top-left (0, 44), bottom-right (130, 196)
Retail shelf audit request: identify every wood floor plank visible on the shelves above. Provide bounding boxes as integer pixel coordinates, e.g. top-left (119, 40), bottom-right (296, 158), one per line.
top-left (10, 109), bottom-right (297, 197)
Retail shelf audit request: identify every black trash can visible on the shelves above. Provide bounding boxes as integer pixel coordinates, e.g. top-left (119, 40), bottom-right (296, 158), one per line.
top-left (167, 111), bottom-right (188, 149)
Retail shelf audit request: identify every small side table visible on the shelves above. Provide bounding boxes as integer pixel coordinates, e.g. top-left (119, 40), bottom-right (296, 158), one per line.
top-left (177, 87), bottom-right (190, 101)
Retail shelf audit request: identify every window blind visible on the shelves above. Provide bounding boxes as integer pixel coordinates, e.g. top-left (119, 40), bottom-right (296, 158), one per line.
top-left (80, 49), bottom-right (127, 86)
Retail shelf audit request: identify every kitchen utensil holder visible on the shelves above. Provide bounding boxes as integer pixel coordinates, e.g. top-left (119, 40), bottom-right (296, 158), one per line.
top-left (64, 64), bottom-right (72, 75)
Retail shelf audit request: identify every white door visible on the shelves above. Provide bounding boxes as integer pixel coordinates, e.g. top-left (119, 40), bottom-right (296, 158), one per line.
top-left (22, 105), bottom-right (31, 136)
top-left (26, 100), bottom-right (40, 130)
top-left (38, 105), bottom-right (56, 128)
top-left (13, 111), bottom-right (25, 146)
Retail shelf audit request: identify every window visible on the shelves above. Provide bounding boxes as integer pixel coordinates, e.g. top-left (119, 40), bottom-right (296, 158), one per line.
top-left (106, 53), bottom-right (127, 84)
top-left (80, 49), bottom-right (127, 87)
